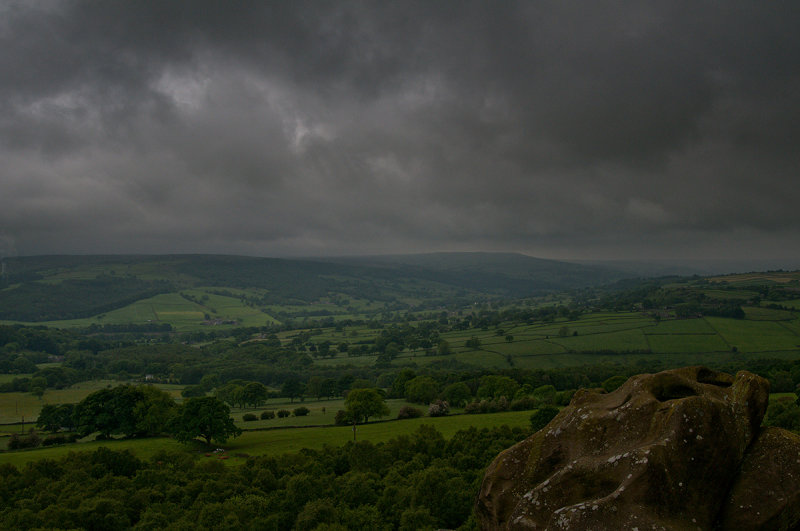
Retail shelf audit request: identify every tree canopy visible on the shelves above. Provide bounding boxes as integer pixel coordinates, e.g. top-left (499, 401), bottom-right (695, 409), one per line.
top-left (170, 396), bottom-right (242, 446)
top-left (405, 376), bottom-right (439, 404)
top-left (344, 388), bottom-right (389, 424)
top-left (72, 384), bottom-right (174, 439)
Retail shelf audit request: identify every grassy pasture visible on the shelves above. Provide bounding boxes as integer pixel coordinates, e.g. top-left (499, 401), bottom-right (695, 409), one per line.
top-left (550, 328), bottom-right (650, 352)
top-left (779, 320), bottom-right (800, 336)
top-left (645, 318), bottom-right (716, 333)
top-left (302, 311), bottom-right (800, 370)
top-left (184, 288), bottom-right (279, 327)
top-left (644, 333), bottom-right (730, 354)
top-left (478, 338), bottom-right (566, 356)
top-left (705, 317), bottom-right (800, 352)
top-left (0, 410), bottom-right (534, 468)
top-left (564, 320), bottom-right (656, 336)
top-left (744, 306), bottom-right (796, 321)
top-left (702, 289), bottom-right (758, 300)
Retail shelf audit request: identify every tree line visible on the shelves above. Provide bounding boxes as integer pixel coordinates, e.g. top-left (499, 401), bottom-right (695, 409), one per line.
top-left (0, 423), bottom-right (529, 530)
top-left (36, 385), bottom-right (241, 446)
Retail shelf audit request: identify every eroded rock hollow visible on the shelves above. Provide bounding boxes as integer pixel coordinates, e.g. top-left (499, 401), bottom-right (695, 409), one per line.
top-left (476, 366), bottom-right (800, 530)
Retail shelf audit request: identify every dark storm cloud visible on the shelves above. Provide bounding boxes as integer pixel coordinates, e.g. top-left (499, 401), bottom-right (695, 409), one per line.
top-left (1, 0), bottom-right (799, 260)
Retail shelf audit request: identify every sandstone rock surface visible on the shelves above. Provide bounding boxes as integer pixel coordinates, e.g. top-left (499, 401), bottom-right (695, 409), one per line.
top-left (476, 366), bottom-right (800, 530)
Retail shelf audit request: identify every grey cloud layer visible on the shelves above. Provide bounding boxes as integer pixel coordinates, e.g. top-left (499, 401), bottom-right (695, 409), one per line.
top-left (1, 1), bottom-right (799, 259)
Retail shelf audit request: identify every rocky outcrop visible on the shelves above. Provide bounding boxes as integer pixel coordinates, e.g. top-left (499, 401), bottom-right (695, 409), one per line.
top-left (717, 426), bottom-right (800, 530)
top-left (476, 366), bottom-right (800, 530)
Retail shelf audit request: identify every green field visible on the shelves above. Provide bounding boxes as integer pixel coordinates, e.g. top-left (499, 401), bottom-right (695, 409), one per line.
top-left (781, 299), bottom-right (800, 310)
top-left (645, 333), bottom-right (730, 353)
top-left (644, 318), bottom-right (716, 333)
top-left (301, 311), bottom-right (800, 371)
top-left (705, 317), bottom-right (800, 352)
top-left (550, 328), bottom-right (650, 352)
top-left (0, 410), bottom-right (534, 468)
top-left (744, 306), bottom-right (797, 321)
top-left (701, 289), bottom-right (759, 300)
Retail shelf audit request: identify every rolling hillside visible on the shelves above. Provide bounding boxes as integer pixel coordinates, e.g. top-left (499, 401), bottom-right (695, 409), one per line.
top-left (0, 253), bottom-right (629, 326)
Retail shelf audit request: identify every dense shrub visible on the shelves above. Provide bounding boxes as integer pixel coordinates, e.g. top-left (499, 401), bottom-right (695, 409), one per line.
top-left (464, 397), bottom-right (509, 414)
top-left (260, 410), bottom-right (275, 420)
top-left (7, 429), bottom-right (41, 450)
top-left (181, 385), bottom-right (206, 398)
top-left (277, 409), bottom-right (291, 418)
top-left (555, 389), bottom-right (576, 406)
top-left (428, 400), bottom-right (450, 417)
top-left (397, 406), bottom-right (424, 420)
top-left (293, 407), bottom-right (310, 417)
top-left (334, 409), bottom-right (353, 425)
top-left (42, 434), bottom-right (68, 446)
top-left (509, 397), bottom-right (538, 411)
top-left (764, 397), bottom-right (800, 432)
top-left (242, 413), bottom-right (258, 422)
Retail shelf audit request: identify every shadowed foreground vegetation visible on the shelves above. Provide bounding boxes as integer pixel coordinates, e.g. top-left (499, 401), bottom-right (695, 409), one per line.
top-left (0, 424), bottom-right (528, 530)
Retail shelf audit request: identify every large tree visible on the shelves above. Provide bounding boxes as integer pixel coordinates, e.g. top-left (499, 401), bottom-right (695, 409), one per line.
top-left (241, 381), bottom-right (268, 407)
top-left (345, 388), bottom-right (390, 424)
top-left (306, 376), bottom-right (336, 400)
top-left (441, 382), bottom-right (472, 408)
top-left (36, 403), bottom-right (75, 432)
top-left (73, 384), bottom-right (176, 438)
top-left (476, 375), bottom-right (519, 401)
top-left (73, 385), bottom-right (143, 438)
top-left (405, 376), bottom-right (439, 404)
top-left (133, 385), bottom-right (176, 436)
top-left (282, 378), bottom-right (305, 403)
top-left (170, 396), bottom-right (241, 446)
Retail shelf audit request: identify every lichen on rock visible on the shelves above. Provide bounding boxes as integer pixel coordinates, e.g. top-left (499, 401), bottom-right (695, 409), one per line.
top-left (476, 366), bottom-right (800, 530)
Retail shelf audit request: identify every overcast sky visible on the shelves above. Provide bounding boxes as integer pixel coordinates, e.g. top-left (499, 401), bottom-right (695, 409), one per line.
top-left (1, 1), bottom-right (799, 262)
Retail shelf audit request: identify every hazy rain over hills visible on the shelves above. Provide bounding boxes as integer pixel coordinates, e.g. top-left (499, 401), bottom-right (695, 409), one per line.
top-left (1, 1), bottom-right (799, 265)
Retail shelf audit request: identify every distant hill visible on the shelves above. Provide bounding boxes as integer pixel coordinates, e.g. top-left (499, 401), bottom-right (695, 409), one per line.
top-left (0, 253), bottom-right (630, 323)
top-left (325, 252), bottom-right (625, 293)
top-left (572, 258), bottom-right (800, 278)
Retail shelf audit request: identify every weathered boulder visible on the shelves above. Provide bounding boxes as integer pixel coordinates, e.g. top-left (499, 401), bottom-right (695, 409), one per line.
top-left (475, 366), bottom-right (794, 530)
top-left (717, 426), bottom-right (800, 530)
